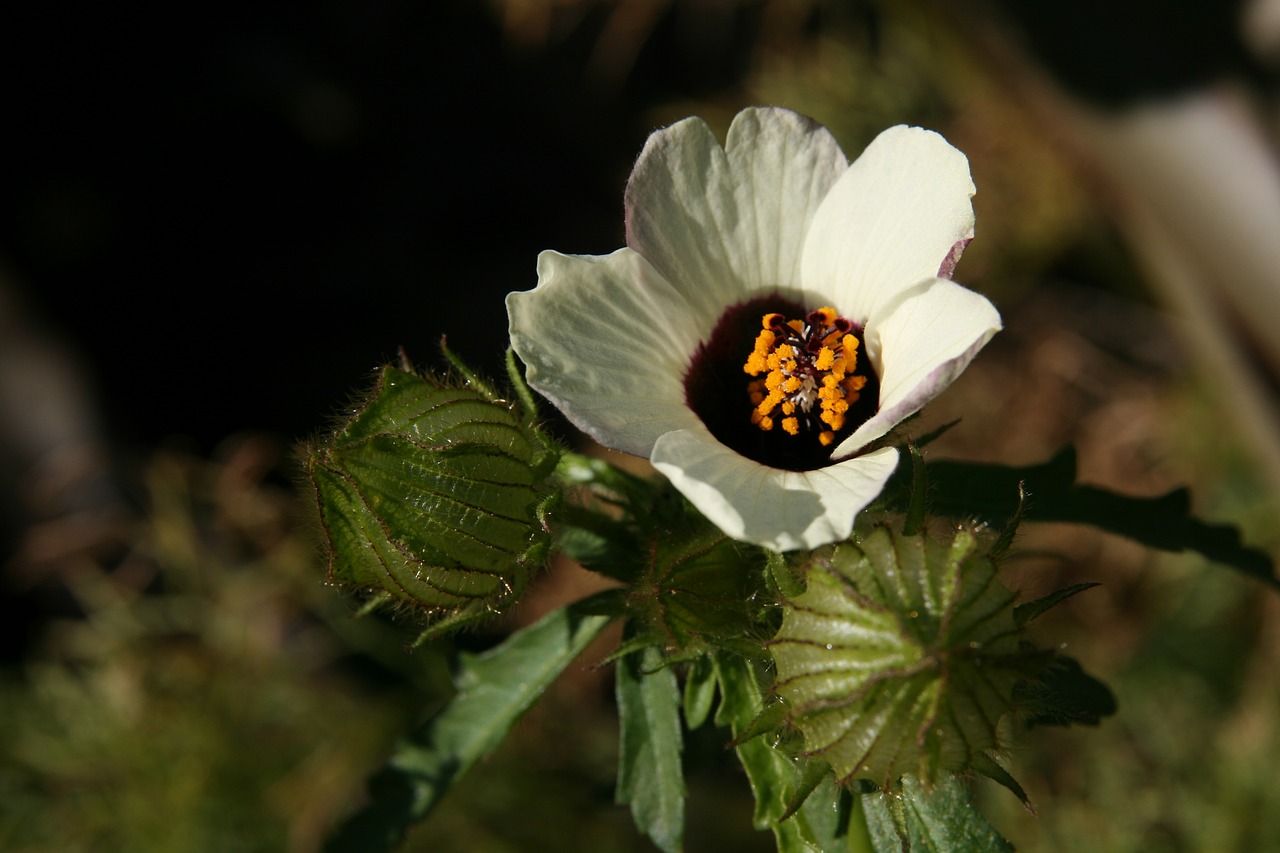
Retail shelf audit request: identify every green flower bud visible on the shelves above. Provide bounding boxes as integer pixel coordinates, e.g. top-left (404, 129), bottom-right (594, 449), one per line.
top-left (770, 525), bottom-right (1038, 787)
top-left (306, 363), bottom-right (557, 637)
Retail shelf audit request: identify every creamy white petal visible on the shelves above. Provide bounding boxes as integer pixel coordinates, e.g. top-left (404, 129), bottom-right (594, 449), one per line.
top-left (625, 107), bottom-right (848, 332)
top-left (723, 109), bottom-right (851, 299)
top-left (651, 427), bottom-right (901, 552)
top-left (507, 249), bottom-right (703, 455)
top-left (833, 278), bottom-right (1001, 457)
top-left (801, 125), bottom-right (976, 321)
top-left (509, 109), bottom-right (998, 551)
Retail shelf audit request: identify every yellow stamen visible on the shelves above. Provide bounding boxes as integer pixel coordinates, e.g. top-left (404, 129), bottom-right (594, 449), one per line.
top-left (757, 390), bottom-right (783, 416)
top-left (740, 308), bottom-right (869, 448)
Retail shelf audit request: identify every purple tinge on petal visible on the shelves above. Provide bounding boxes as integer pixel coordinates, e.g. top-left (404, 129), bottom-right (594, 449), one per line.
top-left (937, 237), bottom-right (972, 279)
top-left (880, 335), bottom-right (991, 434)
top-left (830, 324), bottom-right (997, 462)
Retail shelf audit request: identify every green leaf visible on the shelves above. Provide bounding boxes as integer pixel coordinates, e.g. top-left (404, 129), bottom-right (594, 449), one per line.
top-left (779, 759), bottom-right (832, 822)
top-left (862, 774), bottom-right (1012, 853)
top-left (598, 631), bottom-right (668, 668)
top-left (323, 597), bottom-right (613, 853)
top-left (616, 644), bottom-right (685, 853)
top-left (556, 451), bottom-right (656, 509)
top-left (988, 482), bottom-right (1026, 563)
top-left (902, 442), bottom-right (927, 537)
top-left (971, 752), bottom-right (1033, 814)
top-left (713, 654), bottom-right (790, 827)
top-left (713, 654), bottom-right (824, 852)
top-left (799, 776), bottom-right (862, 853)
top-left (920, 447), bottom-right (1277, 588)
top-left (731, 699), bottom-right (790, 748)
top-left (1013, 582), bottom-right (1100, 628)
top-left (555, 504), bottom-right (645, 583)
top-left (913, 418), bottom-right (960, 449)
top-left (1016, 655), bottom-right (1117, 727)
top-left (682, 655), bottom-right (717, 730)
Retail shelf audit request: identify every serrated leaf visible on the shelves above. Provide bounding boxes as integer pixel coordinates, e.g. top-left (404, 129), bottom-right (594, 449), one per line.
top-left (323, 597), bottom-right (612, 853)
top-left (920, 447), bottom-right (1277, 588)
top-left (713, 654), bottom-right (825, 852)
top-left (862, 775), bottom-right (1012, 853)
top-left (616, 644), bottom-right (685, 853)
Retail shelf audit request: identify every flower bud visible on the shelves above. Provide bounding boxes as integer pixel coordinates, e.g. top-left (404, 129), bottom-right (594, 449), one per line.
top-left (770, 525), bottom-right (1037, 787)
top-left (306, 363), bottom-right (556, 636)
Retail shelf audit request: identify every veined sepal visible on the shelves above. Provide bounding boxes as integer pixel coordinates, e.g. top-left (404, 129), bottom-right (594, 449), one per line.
top-left (557, 456), bottom-right (773, 657)
top-left (306, 351), bottom-right (559, 641)
top-left (769, 523), bottom-right (1050, 788)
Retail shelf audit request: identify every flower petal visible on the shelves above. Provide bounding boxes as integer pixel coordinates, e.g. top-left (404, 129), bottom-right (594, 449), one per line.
top-left (651, 427), bottom-right (901, 552)
top-left (833, 277), bottom-right (1001, 457)
top-left (625, 107), bottom-right (848, 330)
top-left (801, 125), bottom-right (976, 321)
top-left (507, 249), bottom-right (703, 455)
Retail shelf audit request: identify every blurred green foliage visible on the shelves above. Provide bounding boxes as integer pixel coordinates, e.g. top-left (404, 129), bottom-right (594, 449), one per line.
top-left (0, 444), bottom-right (425, 852)
top-left (0, 442), bottom-right (771, 852)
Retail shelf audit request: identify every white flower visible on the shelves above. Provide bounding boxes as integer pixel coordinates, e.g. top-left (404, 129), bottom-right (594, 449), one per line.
top-left (507, 107), bottom-right (1000, 552)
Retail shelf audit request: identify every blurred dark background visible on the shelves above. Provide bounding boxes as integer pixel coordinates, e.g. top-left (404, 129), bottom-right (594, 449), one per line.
top-left (4, 0), bottom-right (1261, 448)
top-left (0, 1), bottom-right (770, 451)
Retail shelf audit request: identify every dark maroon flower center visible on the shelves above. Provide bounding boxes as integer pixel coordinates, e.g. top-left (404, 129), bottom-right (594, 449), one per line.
top-left (684, 294), bottom-right (881, 472)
